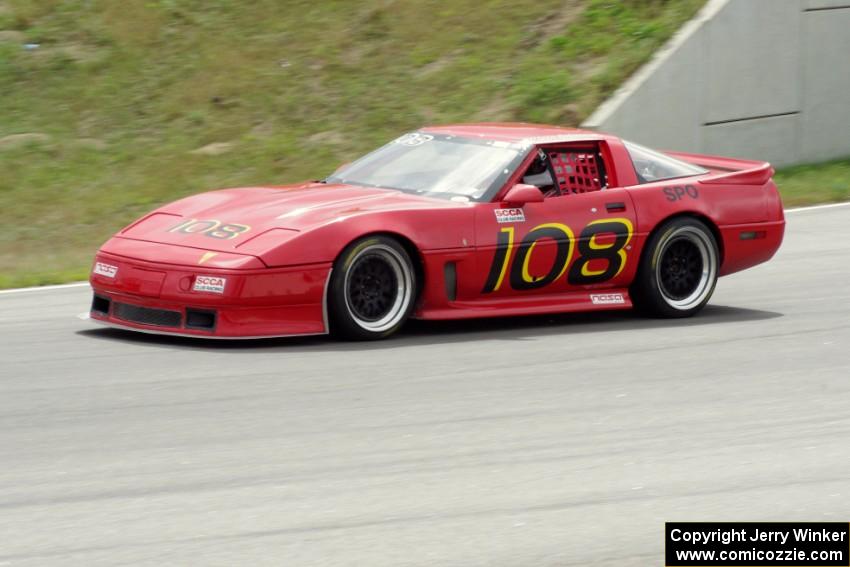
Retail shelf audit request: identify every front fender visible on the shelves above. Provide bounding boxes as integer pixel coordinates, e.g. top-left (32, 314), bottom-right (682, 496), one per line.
top-left (243, 208), bottom-right (476, 267)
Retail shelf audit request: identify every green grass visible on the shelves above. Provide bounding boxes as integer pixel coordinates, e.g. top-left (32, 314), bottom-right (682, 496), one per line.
top-left (774, 158), bottom-right (850, 208)
top-left (2, 0), bottom-right (713, 288)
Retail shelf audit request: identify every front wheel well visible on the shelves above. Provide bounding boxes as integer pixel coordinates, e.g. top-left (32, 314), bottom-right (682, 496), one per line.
top-left (326, 232), bottom-right (423, 339)
top-left (333, 231), bottom-right (425, 294)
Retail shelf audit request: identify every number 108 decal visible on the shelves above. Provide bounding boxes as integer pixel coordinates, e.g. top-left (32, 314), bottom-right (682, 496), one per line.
top-left (169, 218), bottom-right (251, 240)
top-left (482, 218), bottom-right (634, 293)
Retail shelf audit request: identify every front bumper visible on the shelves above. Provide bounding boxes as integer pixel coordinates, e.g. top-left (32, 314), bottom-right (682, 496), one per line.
top-left (89, 251), bottom-right (331, 338)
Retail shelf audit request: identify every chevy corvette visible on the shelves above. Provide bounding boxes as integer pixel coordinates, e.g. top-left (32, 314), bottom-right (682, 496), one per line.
top-left (88, 123), bottom-right (785, 340)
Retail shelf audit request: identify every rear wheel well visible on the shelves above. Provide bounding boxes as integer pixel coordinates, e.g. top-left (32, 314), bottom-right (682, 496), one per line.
top-left (640, 212), bottom-right (724, 268)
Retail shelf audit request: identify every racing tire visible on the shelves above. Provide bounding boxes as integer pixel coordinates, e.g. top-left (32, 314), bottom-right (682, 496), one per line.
top-left (328, 236), bottom-right (417, 340)
top-left (631, 217), bottom-right (719, 318)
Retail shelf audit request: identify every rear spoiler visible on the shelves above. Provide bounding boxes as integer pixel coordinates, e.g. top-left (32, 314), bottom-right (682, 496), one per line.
top-left (666, 151), bottom-right (774, 185)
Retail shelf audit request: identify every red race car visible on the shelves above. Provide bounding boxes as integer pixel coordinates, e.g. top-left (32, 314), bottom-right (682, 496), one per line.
top-left (88, 123), bottom-right (785, 340)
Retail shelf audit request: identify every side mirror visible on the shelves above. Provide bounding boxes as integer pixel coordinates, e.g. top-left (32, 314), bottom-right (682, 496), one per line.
top-left (502, 183), bottom-right (544, 206)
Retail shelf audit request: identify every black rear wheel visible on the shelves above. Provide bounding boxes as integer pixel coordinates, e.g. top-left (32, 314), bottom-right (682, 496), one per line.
top-left (631, 217), bottom-right (719, 318)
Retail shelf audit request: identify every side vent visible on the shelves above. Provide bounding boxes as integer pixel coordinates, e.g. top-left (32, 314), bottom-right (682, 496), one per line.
top-left (444, 262), bottom-right (457, 302)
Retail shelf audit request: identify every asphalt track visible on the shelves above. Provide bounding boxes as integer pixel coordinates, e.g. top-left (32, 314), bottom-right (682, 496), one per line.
top-left (1, 204), bottom-right (849, 566)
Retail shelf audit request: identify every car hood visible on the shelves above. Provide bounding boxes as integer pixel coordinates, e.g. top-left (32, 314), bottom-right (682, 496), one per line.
top-left (117, 182), bottom-right (466, 253)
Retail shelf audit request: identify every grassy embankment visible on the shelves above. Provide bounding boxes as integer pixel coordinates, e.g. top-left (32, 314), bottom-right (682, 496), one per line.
top-left (773, 159), bottom-right (850, 208)
top-left (4, 0), bottom-right (843, 289)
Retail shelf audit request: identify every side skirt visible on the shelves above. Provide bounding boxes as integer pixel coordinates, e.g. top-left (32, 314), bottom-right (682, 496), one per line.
top-left (416, 288), bottom-right (633, 321)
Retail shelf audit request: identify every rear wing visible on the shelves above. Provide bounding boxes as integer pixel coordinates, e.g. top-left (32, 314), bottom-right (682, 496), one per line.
top-left (666, 151), bottom-right (774, 186)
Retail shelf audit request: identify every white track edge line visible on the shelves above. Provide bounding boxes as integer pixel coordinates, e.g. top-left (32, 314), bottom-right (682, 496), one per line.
top-left (784, 201), bottom-right (850, 213)
top-left (1, 202), bottom-right (847, 295)
top-left (0, 282), bottom-right (90, 295)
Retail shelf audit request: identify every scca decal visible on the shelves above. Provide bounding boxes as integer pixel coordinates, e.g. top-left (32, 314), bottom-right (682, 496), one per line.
top-left (169, 219), bottom-right (251, 240)
top-left (482, 218), bottom-right (633, 293)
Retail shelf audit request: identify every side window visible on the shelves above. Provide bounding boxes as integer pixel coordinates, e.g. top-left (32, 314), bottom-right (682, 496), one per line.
top-left (520, 150), bottom-right (557, 195)
top-left (546, 146), bottom-right (607, 196)
top-left (519, 144), bottom-right (609, 198)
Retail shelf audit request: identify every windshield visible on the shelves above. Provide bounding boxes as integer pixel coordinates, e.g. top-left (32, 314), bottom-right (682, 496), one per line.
top-left (624, 140), bottom-right (708, 184)
top-left (326, 132), bottom-right (526, 201)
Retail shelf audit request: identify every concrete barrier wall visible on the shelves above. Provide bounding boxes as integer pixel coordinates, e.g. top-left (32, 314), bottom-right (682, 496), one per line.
top-left (582, 0), bottom-right (850, 167)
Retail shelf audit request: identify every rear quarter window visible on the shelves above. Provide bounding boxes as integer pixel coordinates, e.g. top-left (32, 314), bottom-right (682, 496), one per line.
top-left (625, 141), bottom-right (708, 184)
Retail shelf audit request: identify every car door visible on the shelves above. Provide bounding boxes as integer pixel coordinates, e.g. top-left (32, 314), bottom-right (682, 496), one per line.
top-left (472, 143), bottom-right (639, 300)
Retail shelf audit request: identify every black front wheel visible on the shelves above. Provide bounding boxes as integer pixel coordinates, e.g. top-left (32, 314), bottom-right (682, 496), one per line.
top-left (631, 217), bottom-right (719, 318)
top-left (328, 236), bottom-right (417, 340)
